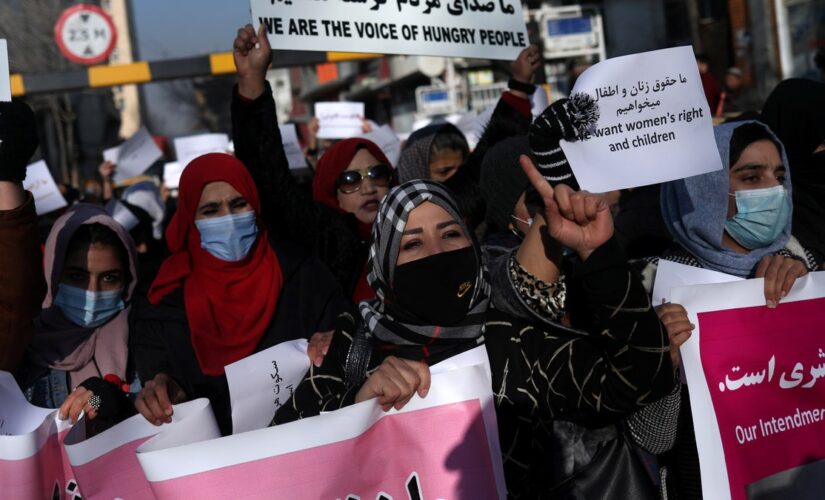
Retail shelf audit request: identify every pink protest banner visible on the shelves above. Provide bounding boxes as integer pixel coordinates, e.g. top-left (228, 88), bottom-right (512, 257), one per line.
top-left (63, 398), bottom-right (219, 500)
top-left (0, 371), bottom-right (76, 499)
top-left (673, 271), bottom-right (825, 500)
top-left (137, 363), bottom-right (505, 499)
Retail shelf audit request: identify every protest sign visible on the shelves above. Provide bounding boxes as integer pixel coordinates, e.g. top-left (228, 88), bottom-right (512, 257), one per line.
top-left (315, 102), bottom-right (365, 139)
top-left (278, 124), bottom-right (308, 169)
top-left (0, 39), bottom-right (10, 101)
top-left (23, 160), bottom-right (68, 215)
top-left (137, 363), bottom-right (505, 499)
top-left (560, 46), bottom-right (723, 193)
top-left (162, 161), bottom-right (184, 190)
top-left (173, 133), bottom-right (230, 169)
top-left (357, 124), bottom-right (402, 167)
top-left (652, 260), bottom-right (742, 306)
top-left (103, 127), bottom-right (163, 184)
top-left (0, 372), bottom-right (75, 500)
top-left (672, 272), bottom-right (825, 500)
top-left (225, 339), bottom-right (310, 434)
top-left (250, 0), bottom-right (528, 61)
top-left (63, 399), bottom-right (219, 500)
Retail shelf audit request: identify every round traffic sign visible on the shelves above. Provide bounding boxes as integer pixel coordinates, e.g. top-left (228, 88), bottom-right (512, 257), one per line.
top-left (54, 5), bottom-right (117, 65)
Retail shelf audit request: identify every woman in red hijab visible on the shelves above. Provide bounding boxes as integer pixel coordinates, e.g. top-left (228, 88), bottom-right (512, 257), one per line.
top-left (231, 25), bottom-right (395, 305)
top-left (130, 153), bottom-right (348, 435)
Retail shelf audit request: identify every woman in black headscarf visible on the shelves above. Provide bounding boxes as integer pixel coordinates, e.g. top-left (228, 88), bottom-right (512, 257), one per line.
top-left (275, 176), bottom-right (676, 497)
top-left (761, 78), bottom-right (825, 266)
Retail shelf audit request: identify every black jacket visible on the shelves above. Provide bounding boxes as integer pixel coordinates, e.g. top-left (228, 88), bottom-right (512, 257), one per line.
top-left (129, 238), bottom-right (350, 435)
top-left (231, 84), bottom-right (368, 297)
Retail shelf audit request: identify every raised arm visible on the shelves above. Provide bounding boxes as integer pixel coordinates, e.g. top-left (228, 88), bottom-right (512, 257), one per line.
top-left (231, 24), bottom-right (319, 243)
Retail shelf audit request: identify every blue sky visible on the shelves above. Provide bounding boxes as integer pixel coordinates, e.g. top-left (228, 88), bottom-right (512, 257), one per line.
top-left (131, 0), bottom-right (251, 60)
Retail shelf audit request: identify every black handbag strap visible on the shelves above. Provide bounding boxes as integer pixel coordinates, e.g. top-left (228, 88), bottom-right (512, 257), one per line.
top-left (344, 319), bottom-right (373, 389)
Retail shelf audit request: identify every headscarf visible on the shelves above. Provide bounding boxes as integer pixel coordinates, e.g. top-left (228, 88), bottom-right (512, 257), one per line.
top-left (312, 138), bottom-right (392, 211)
top-left (30, 204), bottom-right (138, 388)
top-left (761, 78), bottom-right (825, 263)
top-left (661, 121), bottom-right (793, 277)
top-left (359, 180), bottom-right (490, 362)
top-left (397, 123), bottom-right (465, 183)
top-left (148, 153), bottom-right (283, 375)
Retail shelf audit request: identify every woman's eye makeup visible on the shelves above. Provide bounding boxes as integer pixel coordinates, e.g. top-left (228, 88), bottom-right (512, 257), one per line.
top-left (67, 272), bottom-right (87, 282)
top-left (101, 272), bottom-right (122, 283)
top-left (401, 239), bottom-right (422, 251)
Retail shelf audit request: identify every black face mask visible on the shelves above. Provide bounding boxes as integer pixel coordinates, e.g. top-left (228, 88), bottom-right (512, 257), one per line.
top-left (392, 246), bottom-right (478, 326)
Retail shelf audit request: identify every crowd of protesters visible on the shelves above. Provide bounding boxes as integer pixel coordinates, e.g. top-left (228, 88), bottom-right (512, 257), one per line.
top-left (0, 24), bottom-right (823, 499)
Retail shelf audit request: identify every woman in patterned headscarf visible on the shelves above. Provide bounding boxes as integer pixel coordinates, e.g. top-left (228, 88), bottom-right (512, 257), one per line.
top-left (276, 176), bottom-right (676, 497)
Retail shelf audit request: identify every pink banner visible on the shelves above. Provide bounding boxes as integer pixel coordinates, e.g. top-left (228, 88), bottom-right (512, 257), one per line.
top-left (674, 273), bottom-right (825, 500)
top-left (0, 429), bottom-right (75, 500)
top-left (699, 297), bottom-right (825, 500)
top-left (150, 401), bottom-right (497, 499)
top-left (137, 363), bottom-right (505, 499)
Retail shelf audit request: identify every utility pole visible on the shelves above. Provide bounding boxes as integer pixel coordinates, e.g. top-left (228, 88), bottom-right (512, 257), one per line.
top-left (102, 0), bottom-right (141, 138)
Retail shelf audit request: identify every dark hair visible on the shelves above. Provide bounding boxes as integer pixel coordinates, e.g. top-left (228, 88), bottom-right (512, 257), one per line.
top-left (430, 125), bottom-right (469, 161)
top-left (729, 123), bottom-right (783, 167)
top-left (65, 223), bottom-right (131, 281)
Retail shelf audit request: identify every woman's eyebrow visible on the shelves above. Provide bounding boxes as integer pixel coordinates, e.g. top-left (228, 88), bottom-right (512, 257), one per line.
top-left (402, 227), bottom-right (423, 235)
top-left (436, 220), bottom-right (459, 229)
top-left (197, 201), bottom-right (221, 211)
top-left (731, 163), bottom-right (768, 173)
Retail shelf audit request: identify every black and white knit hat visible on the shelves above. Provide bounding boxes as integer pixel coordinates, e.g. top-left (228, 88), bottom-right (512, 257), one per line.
top-left (528, 93), bottom-right (599, 190)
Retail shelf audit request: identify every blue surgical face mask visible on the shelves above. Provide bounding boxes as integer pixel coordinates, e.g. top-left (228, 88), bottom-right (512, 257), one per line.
top-left (194, 210), bottom-right (258, 262)
top-left (54, 284), bottom-right (125, 328)
top-left (724, 185), bottom-right (790, 250)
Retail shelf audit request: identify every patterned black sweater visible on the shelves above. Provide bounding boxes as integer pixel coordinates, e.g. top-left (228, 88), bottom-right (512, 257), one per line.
top-left (275, 239), bottom-right (675, 498)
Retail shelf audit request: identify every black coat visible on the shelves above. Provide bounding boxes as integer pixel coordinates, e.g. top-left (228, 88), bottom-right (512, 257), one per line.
top-left (129, 239), bottom-right (351, 435)
top-left (231, 84), bottom-right (368, 297)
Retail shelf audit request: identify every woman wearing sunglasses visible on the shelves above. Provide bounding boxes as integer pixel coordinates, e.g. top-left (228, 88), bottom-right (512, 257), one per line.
top-left (231, 25), bottom-right (395, 305)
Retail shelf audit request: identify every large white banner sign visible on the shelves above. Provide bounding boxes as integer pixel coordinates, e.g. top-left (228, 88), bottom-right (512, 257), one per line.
top-left (250, 0), bottom-right (529, 61)
top-left (560, 46), bottom-right (723, 193)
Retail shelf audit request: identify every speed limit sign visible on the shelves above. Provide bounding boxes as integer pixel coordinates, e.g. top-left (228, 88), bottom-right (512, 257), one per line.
top-left (54, 5), bottom-right (117, 65)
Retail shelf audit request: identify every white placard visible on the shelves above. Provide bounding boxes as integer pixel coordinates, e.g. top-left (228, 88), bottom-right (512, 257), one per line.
top-left (173, 133), bottom-right (230, 169)
top-left (0, 40), bottom-right (10, 102)
top-left (560, 46), bottom-right (723, 193)
top-left (224, 339), bottom-right (310, 434)
top-left (250, 0), bottom-right (528, 61)
top-left (162, 161), bottom-right (184, 190)
top-left (315, 102), bottom-right (365, 139)
top-left (103, 127), bottom-right (163, 184)
top-left (23, 161), bottom-right (68, 215)
top-left (357, 124), bottom-right (402, 167)
top-left (278, 124), bottom-right (307, 169)
top-left (652, 260), bottom-right (743, 306)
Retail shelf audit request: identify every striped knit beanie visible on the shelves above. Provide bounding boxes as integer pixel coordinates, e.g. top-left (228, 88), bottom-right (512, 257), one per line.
top-left (528, 93), bottom-right (599, 190)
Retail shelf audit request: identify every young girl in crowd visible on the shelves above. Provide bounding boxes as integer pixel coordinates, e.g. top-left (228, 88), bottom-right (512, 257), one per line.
top-left (274, 177), bottom-right (676, 497)
top-left (130, 153), bottom-right (349, 435)
top-left (17, 204), bottom-right (139, 426)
